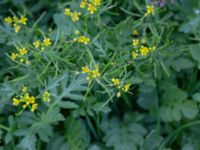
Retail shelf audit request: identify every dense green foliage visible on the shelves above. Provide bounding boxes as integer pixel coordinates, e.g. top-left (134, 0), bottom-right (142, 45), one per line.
top-left (1, 0), bottom-right (200, 149)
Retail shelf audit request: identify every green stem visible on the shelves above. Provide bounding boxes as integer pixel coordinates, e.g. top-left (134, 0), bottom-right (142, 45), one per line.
top-left (159, 120), bottom-right (200, 149)
top-left (0, 124), bottom-right (10, 131)
top-left (86, 47), bottom-right (95, 65)
top-left (83, 82), bottom-right (94, 101)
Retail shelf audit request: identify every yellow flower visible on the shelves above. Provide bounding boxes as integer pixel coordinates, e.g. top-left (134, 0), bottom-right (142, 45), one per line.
top-left (22, 104), bottom-right (27, 109)
top-left (12, 91), bottom-right (38, 112)
top-left (33, 40), bottom-right (40, 48)
top-left (86, 76), bottom-right (91, 81)
top-left (140, 46), bottom-right (150, 56)
top-left (14, 24), bottom-right (20, 33)
top-left (76, 35), bottom-right (90, 45)
top-left (70, 12), bottom-right (81, 22)
top-left (22, 86), bottom-right (27, 93)
top-left (82, 66), bottom-right (90, 73)
top-left (19, 48), bottom-right (28, 56)
top-left (93, 0), bottom-right (101, 6)
top-left (75, 30), bottom-right (80, 35)
top-left (80, 0), bottom-right (86, 8)
top-left (64, 8), bottom-right (81, 22)
top-left (123, 84), bottom-right (130, 92)
top-left (43, 38), bottom-right (51, 46)
top-left (144, 5), bottom-right (155, 16)
top-left (132, 51), bottom-right (139, 59)
top-left (64, 8), bottom-right (71, 16)
top-left (91, 69), bottom-right (100, 78)
top-left (150, 46), bottom-right (156, 51)
top-left (25, 60), bottom-right (30, 65)
top-left (20, 58), bottom-right (24, 63)
top-left (141, 37), bottom-right (146, 44)
top-left (31, 103), bottom-right (38, 112)
top-left (82, 65), bottom-right (100, 81)
top-left (132, 39), bottom-right (139, 46)
top-left (4, 16), bottom-right (13, 24)
top-left (87, 3), bottom-right (97, 14)
top-left (80, 0), bottom-right (101, 14)
top-left (117, 91), bottom-right (121, 97)
top-left (117, 85), bottom-right (122, 89)
top-left (18, 16), bottom-right (27, 25)
top-left (133, 30), bottom-right (139, 36)
top-left (12, 98), bottom-right (20, 106)
top-left (73, 38), bottom-right (77, 42)
top-left (112, 78), bottom-right (120, 85)
top-left (43, 91), bottom-right (50, 102)
top-left (11, 53), bottom-right (19, 60)
top-left (13, 16), bottom-right (19, 23)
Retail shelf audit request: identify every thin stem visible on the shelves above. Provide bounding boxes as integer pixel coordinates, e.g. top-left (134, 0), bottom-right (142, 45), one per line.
top-left (0, 124), bottom-right (10, 131)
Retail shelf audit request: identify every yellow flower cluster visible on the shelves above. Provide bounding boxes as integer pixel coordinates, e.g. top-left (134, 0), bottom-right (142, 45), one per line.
top-left (74, 35), bottom-right (90, 45)
top-left (144, 5), bottom-right (155, 16)
top-left (12, 86), bottom-right (38, 112)
top-left (43, 91), bottom-right (51, 102)
top-left (132, 39), bottom-right (139, 46)
top-left (131, 35), bottom-right (156, 59)
top-left (80, 0), bottom-right (101, 14)
top-left (82, 65), bottom-right (100, 82)
top-left (111, 78), bottom-right (131, 97)
top-left (140, 46), bottom-right (150, 56)
top-left (10, 47), bottom-right (30, 64)
top-left (132, 45), bottom-right (156, 59)
top-left (4, 15), bottom-right (27, 33)
top-left (33, 37), bottom-right (52, 50)
top-left (64, 8), bottom-right (81, 22)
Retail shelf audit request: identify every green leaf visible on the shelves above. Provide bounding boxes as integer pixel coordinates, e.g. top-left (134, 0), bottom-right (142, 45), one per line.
top-left (160, 106), bottom-right (173, 122)
top-left (181, 101), bottom-right (199, 119)
top-left (192, 93), bottom-right (200, 102)
top-left (5, 132), bottom-right (12, 144)
top-left (44, 107), bottom-right (64, 123)
top-left (179, 16), bottom-right (200, 33)
top-left (66, 117), bottom-right (89, 150)
top-left (53, 13), bottom-right (79, 37)
top-left (128, 77), bottom-right (143, 84)
top-left (171, 106), bottom-right (182, 121)
top-left (47, 73), bottom-right (87, 102)
top-left (88, 144), bottom-right (101, 150)
top-left (171, 58), bottom-right (194, 72)
top-left (101, 114), bottom-right (147, 150)
top-left (141, 130), bottom-right (163, 150)
top-left (190, 44), bottom-right (200, 62)
top-left (18, 133), bottom-right (36, 150)
top-left (58, 101), bottom-right (79, 109)
top-left (138, 90), bottom-right (158, 110)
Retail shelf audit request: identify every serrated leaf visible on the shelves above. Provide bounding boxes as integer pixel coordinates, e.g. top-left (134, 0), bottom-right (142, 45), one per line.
top-left (66, 117), bottom-right (89, 150)
top-left (141, 130), bottom-right (162, 150)
top-left (101, 115), bottom-right (147, 150)
top-left (41, 107), bottom-right (65, 123)
top-left (18, 133), bottom-right (36, 150)
top-left (47, 73), bottom-right (87, 102)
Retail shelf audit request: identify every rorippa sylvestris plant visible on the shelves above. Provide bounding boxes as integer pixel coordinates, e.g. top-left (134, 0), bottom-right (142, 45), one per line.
top-left (0, 0), bottom-right (199, 150)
